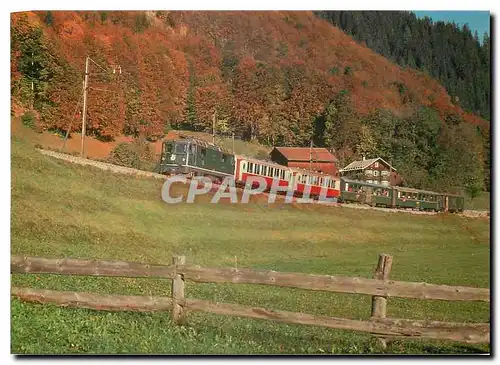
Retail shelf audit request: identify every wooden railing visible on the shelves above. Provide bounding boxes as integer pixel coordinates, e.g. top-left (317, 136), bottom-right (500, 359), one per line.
top-left (10, 254), bottom-right (490, 345)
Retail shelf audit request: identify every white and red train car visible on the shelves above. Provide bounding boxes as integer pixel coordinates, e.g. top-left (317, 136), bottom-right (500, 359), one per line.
top-left (234, 155), bottom-right (340, 198)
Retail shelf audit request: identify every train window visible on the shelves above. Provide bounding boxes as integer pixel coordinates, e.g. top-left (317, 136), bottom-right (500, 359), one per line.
top-left (263, 166), bottom-right (267, 176)
top-left (269, 168), bottom-right (274, 177)
top-left (221, 154), bottom-right (226, 162)
top-left (201, 148), bottom-right (206, 157)
top-left (280, 170), bottom-right (285, 179)
top-left (175, 143), bottom-right (187, 154)
top-left (275, 169), bottom-right (280, 178)
top-left (242, 163), bottom-right (247, 172)
top-left (248, 162), bottom-right (253, 172)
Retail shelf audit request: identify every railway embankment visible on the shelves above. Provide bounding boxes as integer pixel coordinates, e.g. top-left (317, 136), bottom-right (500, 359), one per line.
top-left (36, 149), bottom-right (489, 219)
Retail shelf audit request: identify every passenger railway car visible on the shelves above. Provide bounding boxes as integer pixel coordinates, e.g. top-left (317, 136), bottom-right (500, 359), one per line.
top-left (159, 138), bottom-right (341, 198)
top-left (339, 178), bottom-right (393, 207)
top-left (159, 138), bottom-right (464, 212)
top-left (340, 178), bottom-right (464, 212)
top-left (235, 155), bottom-right (340, 198)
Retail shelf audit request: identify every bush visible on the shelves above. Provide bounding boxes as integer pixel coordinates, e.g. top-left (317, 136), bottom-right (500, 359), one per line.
top-left (108, 140), bottom-right (156, 172)
top-left (21, 112), bottom-right (36, 129)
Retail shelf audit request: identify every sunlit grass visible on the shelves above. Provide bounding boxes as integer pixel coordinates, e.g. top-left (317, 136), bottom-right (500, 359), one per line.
top-left (10, 135), bottom-right (490, 354)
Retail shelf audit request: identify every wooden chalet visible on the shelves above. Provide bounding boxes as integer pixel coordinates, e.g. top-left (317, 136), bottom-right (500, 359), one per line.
top-left (339, 157), bottom-right (402, 186)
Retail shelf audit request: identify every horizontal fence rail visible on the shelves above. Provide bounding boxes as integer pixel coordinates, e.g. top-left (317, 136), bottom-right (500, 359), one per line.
top-left (11, 256), bottom-right (490, 302)
top-left (11, 287), bottom-right (489, 344)
top-left (10, 254), bottom-right (490, 346)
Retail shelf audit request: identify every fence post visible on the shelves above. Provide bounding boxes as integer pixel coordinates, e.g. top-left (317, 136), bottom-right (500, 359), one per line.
top-left (371, 253), bottom-right (393, 348)
top-left (171, 255), bottom-right (186, 325)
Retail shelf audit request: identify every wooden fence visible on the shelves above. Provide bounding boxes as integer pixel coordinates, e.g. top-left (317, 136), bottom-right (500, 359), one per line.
top-left (10, 254), bottom-right (490, 345)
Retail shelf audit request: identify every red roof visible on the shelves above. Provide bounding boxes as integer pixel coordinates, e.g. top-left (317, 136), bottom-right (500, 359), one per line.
top-left (273, 147), bottom-right (337, 162)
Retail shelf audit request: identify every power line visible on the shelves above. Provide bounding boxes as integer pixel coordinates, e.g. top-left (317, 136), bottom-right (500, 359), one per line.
top-left (61, 84), bottom-right (84, 151)
top-left (88, 57), bottom-right (107, 73)
top-left (80, 55), bottom-right (122, 158)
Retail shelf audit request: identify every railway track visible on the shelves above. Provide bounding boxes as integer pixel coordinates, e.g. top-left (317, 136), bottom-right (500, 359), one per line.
top-left (36, 149), bottom-right (489, 219)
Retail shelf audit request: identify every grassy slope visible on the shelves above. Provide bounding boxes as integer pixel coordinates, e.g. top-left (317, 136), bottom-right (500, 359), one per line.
top-left (463, 192), bottom-right (490, 211)
top-left (11, 135), bottom-right (490, 354)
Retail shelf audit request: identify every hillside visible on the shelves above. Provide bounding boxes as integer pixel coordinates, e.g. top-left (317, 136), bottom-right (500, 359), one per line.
top-left (10, 11), bottom-right (490, 192)
top-left (11, 135), bottom-right (490, 354)
top-left (317, 11), bottom-right (491, 121)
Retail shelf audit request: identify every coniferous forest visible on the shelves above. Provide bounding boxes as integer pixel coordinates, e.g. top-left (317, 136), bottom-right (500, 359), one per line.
top-left (316, 11), bottom-right (491, 121)
top-left (11, 11), bottom-right (490, 194)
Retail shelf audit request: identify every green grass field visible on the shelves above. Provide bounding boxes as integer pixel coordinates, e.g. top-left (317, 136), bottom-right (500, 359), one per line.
top-left (463, 192), bottom-right (490, 211)
top-left (10, 135), bottom-right (490, 354)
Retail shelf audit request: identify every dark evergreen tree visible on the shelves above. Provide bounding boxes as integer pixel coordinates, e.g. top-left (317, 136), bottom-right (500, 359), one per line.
top-left (316, 11), bottom-right (491, 120)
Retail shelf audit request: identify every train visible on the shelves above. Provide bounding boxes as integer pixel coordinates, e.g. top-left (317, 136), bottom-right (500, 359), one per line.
top-left (159, 137), bottom-right (464, 212)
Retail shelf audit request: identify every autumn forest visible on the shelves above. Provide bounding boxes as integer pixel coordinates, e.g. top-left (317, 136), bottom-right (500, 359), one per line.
top-left (10, 11), bottom-right (490, 193)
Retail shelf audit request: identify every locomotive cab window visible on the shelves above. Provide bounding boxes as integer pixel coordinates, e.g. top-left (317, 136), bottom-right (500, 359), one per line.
top-left (221, 154), bottom-right (226, 162)
top-left (200, 147), bottom-right (206, 157)
top-left (175, 143), bottom-right (187, 154)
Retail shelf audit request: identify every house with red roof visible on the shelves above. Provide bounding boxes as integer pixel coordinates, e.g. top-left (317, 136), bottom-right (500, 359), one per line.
top-left (269, 147), bottom-right (339, 176)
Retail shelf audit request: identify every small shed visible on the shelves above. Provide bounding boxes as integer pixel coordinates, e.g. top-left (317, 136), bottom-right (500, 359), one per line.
top-left (269, 147), bottom-right (339, 176)
top-left (339, 157), bottom-right (402, 186)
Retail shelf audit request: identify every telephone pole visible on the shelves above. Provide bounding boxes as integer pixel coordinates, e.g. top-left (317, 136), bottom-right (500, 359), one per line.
top-left (80, 55), bottom-right (89, 158)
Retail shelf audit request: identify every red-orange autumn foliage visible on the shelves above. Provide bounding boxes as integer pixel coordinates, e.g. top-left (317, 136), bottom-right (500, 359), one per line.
top-left (11, 10), bottom-right (488, 142)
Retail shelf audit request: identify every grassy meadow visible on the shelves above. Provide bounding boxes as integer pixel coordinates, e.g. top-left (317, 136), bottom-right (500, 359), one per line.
top-left (10, 134), bottom-right (490, 354)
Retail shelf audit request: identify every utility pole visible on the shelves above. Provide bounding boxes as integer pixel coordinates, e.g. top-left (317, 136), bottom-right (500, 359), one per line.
top-left (232, 132), bottom-right (235, 154)
top-left (212, 110), bottom-right (216, 144)
top-left (62, 81), bottom-right (84, 151)
top-left (309, 140), bottom-right (313, 171)
top-left (81, 55), bottom-right (89, 158)
top-left (31, 52), bottom-right (34, 110)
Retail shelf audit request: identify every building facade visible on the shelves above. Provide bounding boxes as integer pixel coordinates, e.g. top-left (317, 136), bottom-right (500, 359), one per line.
top-left (269, 147), bottom-right (339, 176)
top-left (339, 157), bottom-right (401, 186)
